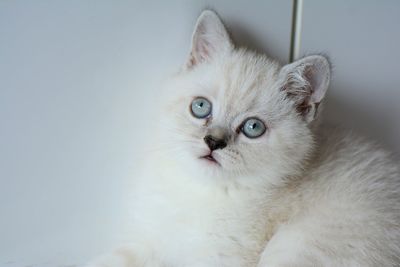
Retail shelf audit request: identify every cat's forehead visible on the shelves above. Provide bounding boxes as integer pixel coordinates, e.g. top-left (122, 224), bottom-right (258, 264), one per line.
top-left (214, 50), bottom-right (281, 115)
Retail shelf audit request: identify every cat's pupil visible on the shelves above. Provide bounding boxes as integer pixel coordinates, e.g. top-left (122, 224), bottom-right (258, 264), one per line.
top-left (199, 102), bottom-right (204, 107)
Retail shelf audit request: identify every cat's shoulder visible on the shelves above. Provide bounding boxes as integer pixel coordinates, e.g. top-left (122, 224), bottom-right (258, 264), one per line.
top-left (305, 123), bottom-right (400, 197)
top-left (315, 124), bottom-right (397, 169)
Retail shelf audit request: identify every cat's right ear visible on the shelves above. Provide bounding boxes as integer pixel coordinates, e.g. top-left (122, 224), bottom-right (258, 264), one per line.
top-left (186, 10), bottom-right (233, 69)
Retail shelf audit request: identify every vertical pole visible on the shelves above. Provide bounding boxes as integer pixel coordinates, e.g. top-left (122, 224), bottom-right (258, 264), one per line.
top-left (289, 0), bottom-right (303, 62)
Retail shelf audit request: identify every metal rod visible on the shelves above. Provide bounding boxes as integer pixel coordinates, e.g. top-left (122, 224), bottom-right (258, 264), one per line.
top-left (289, 0), bottom-right (303, 62)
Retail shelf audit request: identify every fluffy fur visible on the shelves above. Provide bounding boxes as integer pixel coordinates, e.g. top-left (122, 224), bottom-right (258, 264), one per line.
top-left (87, 10), bottom-right (400, 267)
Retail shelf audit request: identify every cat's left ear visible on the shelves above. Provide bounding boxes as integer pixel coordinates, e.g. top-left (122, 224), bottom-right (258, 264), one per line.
top-left (186, 10), bottom-right (233, 68)
top-left (279, 55), bottom-right (331, 122)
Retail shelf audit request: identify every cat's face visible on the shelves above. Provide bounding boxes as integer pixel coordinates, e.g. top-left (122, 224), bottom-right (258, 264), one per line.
top-left (161, 11), bottom-right (330, 184)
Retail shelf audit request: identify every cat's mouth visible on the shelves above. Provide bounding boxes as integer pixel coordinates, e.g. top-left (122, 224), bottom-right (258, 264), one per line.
top-left (200, 153), bottom-right (220, 165)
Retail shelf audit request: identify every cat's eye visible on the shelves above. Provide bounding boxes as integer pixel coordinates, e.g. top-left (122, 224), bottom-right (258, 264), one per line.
top-left (241, 118), bottom-right (266, 138)
top-left (190, 97), bottom-right (212, 118)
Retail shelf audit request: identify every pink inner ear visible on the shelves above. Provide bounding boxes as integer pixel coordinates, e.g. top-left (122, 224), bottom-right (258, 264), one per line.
top-left (310, 75), bottom-right (326, 103)
top-left (188, 38), bottom-right (215, 68)
top-left (197, 39), bottom-right (211, 61)
top-left (303, 63), bottom-right (329, 104)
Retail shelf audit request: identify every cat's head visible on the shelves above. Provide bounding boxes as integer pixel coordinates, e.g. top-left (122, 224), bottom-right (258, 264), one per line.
top-left (161, 10), bottom-right (330, 185)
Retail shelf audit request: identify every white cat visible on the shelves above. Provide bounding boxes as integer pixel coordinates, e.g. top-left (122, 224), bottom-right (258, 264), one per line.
top-left (87, 10), bottom-right (400, 267)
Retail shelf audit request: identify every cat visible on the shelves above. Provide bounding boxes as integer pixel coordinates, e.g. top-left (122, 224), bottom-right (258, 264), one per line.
top-left (86, 10), bottom-right (400, 267)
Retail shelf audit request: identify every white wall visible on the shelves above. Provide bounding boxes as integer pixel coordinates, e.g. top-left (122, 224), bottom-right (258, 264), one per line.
top-left (0, 1), bottom-right (292, 266)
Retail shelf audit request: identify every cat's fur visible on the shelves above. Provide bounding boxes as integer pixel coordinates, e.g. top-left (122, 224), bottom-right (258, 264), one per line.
top-left (87, 10), bottom-right (400, 267)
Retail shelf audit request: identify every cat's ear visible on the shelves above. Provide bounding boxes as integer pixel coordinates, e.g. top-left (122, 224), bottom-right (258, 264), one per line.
top-left (186, 10), bottom-right (233, 68)
top-left (279, 55), bottom-right (331, 122)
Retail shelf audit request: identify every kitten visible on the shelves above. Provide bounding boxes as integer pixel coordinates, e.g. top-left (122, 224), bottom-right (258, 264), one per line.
top-left (87, 10), bottom-right (400, 267)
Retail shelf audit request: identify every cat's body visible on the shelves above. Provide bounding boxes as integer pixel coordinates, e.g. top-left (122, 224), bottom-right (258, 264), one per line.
top-left (87, 11), bottom-right (400, 267)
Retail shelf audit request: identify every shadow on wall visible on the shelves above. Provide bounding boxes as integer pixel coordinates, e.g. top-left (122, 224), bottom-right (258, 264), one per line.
top-left (324, 88), bottom-right (400, 157)
top-left (228, 21), bottom-right (277, 59)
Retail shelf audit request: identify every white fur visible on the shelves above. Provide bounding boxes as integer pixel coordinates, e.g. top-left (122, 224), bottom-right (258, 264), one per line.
top-left (87, 10), bottom-right (400, 267)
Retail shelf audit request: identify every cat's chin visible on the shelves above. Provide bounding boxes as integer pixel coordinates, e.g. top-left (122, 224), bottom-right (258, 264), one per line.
top-left (195, 153), bottom-right (232, 179)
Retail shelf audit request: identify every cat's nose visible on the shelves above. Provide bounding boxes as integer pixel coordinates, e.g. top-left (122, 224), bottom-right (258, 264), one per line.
top-left (204, 135), bottom-right (227, 151)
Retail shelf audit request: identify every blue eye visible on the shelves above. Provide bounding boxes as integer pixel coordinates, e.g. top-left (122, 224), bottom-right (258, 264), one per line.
top-left (242, 118), bottom-right (266, 138)
top-left (190, 97), bottom-right (212, 118)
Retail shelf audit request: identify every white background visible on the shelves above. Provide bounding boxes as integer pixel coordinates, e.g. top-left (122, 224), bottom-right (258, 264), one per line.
top-left (0, 1), bottom-right (399, 267)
